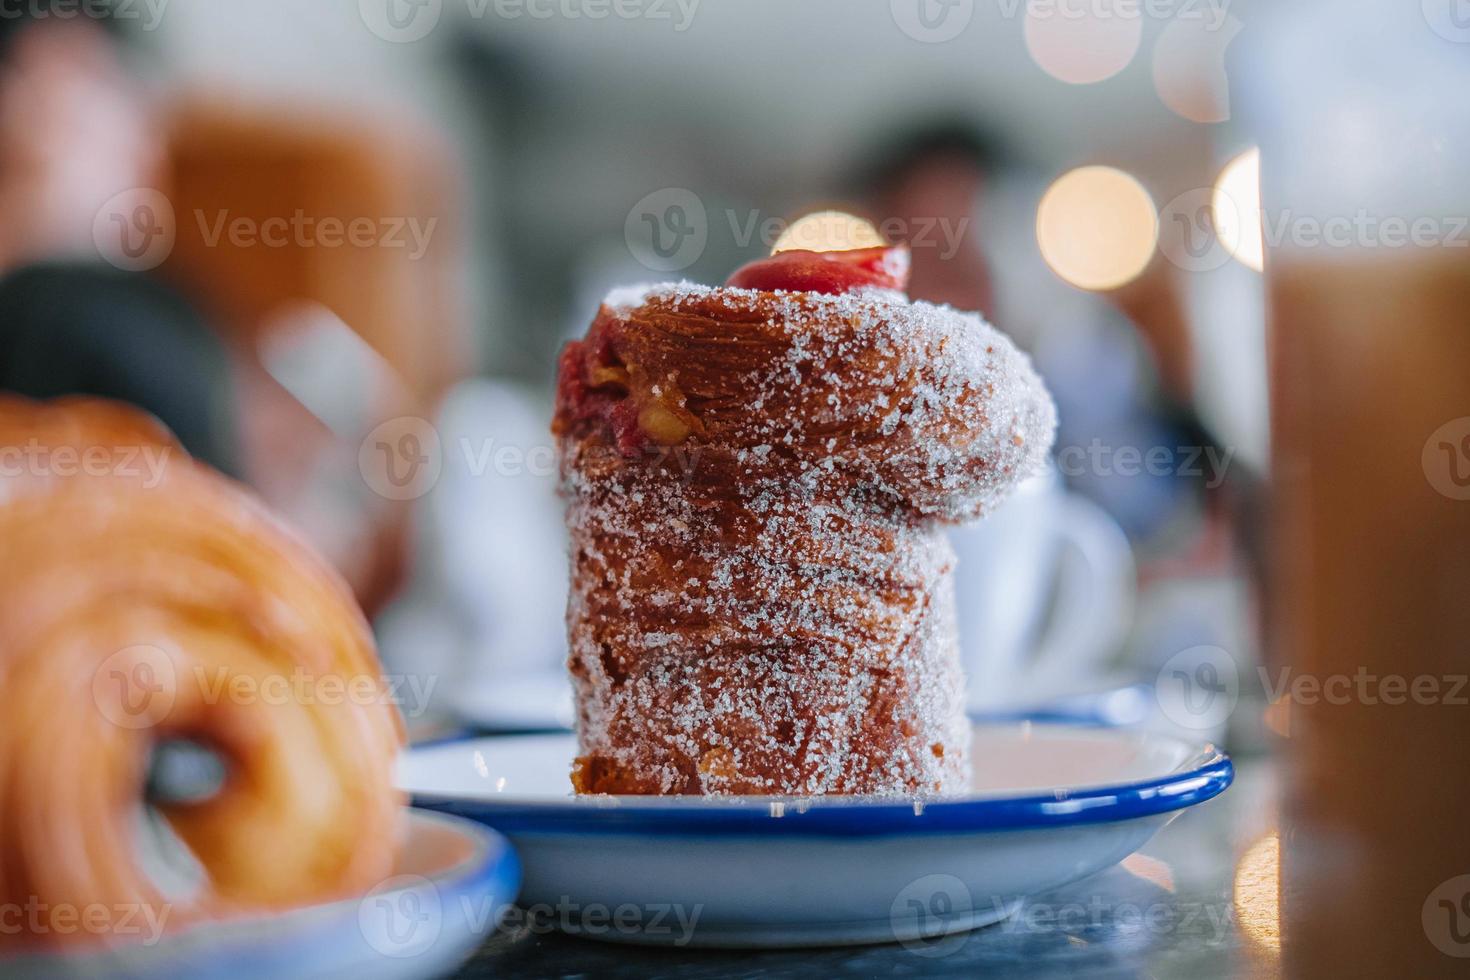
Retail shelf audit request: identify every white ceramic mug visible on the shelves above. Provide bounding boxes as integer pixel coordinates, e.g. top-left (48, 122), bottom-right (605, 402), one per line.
top-left (950, 466), bottom-right (1135, 711)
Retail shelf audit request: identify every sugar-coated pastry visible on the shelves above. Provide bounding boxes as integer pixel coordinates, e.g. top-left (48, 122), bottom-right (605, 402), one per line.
top-left (554, 241), bottom-right (1056, 796)
top-left (0, 396), bottom-right (404, 948)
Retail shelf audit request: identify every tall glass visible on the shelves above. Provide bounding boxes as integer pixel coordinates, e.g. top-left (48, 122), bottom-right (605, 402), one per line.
top-left (1243, 3), bottom-right (1470, 976)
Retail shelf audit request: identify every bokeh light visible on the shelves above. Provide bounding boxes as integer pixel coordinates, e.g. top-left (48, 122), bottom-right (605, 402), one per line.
top-left (1036, 165), bottom-right (1158, 291)
top-left (771, 211), bottom-right (886, 254)
top-left (1151, 12), bottom-right (1243, 123)
top-left (1233, 832), bottom-right (1281, 954)
top-left (1212, 147), bottom-right (1264, 272)
top-left (1024, 0), bottom-right (1142, 85)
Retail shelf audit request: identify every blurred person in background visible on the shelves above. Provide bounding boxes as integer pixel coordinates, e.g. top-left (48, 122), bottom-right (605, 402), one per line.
top-left (854, 119), bottom-right (1260, 690)
top-left (859, 119), bottom-right (1239, 552)
top-left (855, 120), bottom-right (1003, 318)
top-left (0, 6), bottom-right (428, 616)
top-left (0, 8), bottom-right (240, 474)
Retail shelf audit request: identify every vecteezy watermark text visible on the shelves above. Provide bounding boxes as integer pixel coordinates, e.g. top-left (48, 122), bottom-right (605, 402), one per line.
top-left (1157, 643), bottom-right (1470, 731)
top-left (1056, 440), bottom-right (1234, 488)
top-left (358, 415), bottom-right (703, 501)
top-left (194, 210), bottom-right (438, 261)
top-left (358, 882), bottom-right (705, 957)
top-left (889, 871), bottom-right (1233, 960)
top-left (0, 898), bottom-right (171, 946)
top-left (0, 440), bottom-right (172, 487)
top-left (625, 188), bottom-right (973, 273)
top-left (890, 0), bottom-right (1232, 45)
top-left (497, 898), bottom-right (703, 944)
top-left (188, 666), bottom-right (440, 716)
top-left (1162, 188), bottom-right (1470, 274)
top-left (93, 190), bottom-right (440, 272)
top-left (358, 0), bottom-right (699, 43)
top-left (1259, 667), bottom-right (1469, 708)
top-left (0, 0), bottom-right (169, 32)
top-left (92, 644), bottom-right (440, 730)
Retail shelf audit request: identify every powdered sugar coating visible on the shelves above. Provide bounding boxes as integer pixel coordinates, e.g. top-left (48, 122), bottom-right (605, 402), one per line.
top-left (600, 281), bottom-right (1055, 520)
top-left (557, 282), bottom-right (1056, 796)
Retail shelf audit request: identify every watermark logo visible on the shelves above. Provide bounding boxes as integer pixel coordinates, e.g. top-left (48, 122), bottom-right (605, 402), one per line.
top-left (625, 188), bottom-right (708, 273)
top-left (359, 416), bottom-right (444, 501)
top-left (1155, 645), bottom-right (1239, 731)
top-left (890, 873), bottom-right (974, 957)
top-left (1159, 186), bottom-right (1235, 273)
top-left (359, 0), bottom-right (442, 42)
top-left (359, 875), bottom-right (443, 958)
top-left (1424, 875), bottom-right (1470, 957)
top-left (1423, 417), bottom-right (1470, 501)
top-left (1423, 0), bottom-right (1470, 43)
top-left (91, 644), bottom-right (177, 730)
top-left (890, 0), bottom-right (974, 43)
top-left (93, 188), bottom-right (175, 272)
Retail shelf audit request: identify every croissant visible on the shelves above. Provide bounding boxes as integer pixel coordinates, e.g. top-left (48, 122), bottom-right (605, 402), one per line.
top-left (0, 397), bottom-right (404, 948)
top-left (554, 266), bottom-right (1056, 796)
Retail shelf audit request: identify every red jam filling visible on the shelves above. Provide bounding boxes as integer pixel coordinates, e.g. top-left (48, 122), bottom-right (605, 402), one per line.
top-left (556, 244), bottom-right (910, 456)
top-left (724, 244), bottom-right (911, 295)
top-left (554, 311), bottom-right (646, 456)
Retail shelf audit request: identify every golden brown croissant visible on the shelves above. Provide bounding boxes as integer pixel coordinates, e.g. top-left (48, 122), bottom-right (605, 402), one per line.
top-left (0, 396), bottom-right (404, 948)
top-left (554, 276), bottom-right (1056, 796)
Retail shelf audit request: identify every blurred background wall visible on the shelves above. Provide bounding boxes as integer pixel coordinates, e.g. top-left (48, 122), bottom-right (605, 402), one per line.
top-left (0, 0), bottom-right (1279, 732)
top-left (138, 0), bottom-right (1266, 457)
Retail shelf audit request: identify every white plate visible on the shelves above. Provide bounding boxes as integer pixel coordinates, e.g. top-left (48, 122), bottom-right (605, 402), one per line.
top-left (3, 810), bottom-right (520, 979)
top-left (400, 723), bottom-right (1231, 948)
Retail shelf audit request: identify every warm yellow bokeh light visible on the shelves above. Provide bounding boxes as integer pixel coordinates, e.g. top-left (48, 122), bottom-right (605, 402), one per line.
top-left (1212, 147), bottom-right (1264, 272)
top-left (1036, 166), bottom-right (1158, 291)
top-left (1233, 832), bottom-right (1281, 955)
top-left (772, 211), bottom-right (885, 255)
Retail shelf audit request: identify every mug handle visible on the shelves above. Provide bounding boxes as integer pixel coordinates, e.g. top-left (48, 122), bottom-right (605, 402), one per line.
top-left (1020, 493), bottom-right (1136, 694)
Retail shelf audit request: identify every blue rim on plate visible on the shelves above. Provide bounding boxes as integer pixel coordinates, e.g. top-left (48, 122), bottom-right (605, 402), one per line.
top-left (1, 809), bottom-right (521, 980)
top-left (409, 736), bottom-right (1233, 839)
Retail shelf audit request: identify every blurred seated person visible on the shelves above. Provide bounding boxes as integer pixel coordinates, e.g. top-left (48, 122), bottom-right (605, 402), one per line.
top-left (0, 11), bottom-right (240, 474)
top-left (854, 119), bottom-right (1239, 551)
top-left (853, 118), bottom-right (1262, 682)
top-left (854, 121), bottom-right (1004, 317)
top-left (0, 9), bottom-right (451, 615)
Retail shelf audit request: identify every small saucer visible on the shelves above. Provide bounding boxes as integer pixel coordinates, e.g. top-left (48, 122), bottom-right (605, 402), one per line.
top-left (3, 809), bottom-right (520, 979)
top-left (401, 723), bottom-right (1230, 948)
